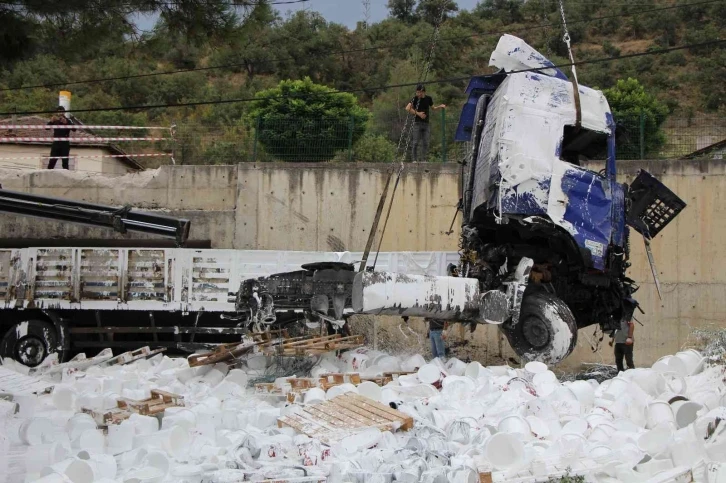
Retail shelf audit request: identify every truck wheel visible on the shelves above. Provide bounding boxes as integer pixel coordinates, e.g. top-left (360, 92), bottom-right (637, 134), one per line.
top-left (501, 291), bottom-right (577, 365)
top-left (0, 320), bottom-right (58, 368)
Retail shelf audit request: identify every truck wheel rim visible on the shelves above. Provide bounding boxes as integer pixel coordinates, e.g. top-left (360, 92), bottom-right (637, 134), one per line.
top-left (16, 335), bottom-right (47, 366)
top-left (521, 316), bottom-right (549, 349)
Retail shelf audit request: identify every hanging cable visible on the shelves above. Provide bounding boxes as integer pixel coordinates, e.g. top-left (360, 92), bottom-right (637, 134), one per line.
top-left (558, 0), bottom-right (582, 129)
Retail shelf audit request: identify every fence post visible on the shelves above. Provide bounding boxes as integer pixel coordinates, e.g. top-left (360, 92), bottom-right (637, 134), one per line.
top-left (441, 108), bottom-right (447, 163)
top-left (347, 116), bottom-right (355, 162)
top-left (639, 111), bottom-right (645, 160)
top-left (252, 115), bottom-right (260, 163)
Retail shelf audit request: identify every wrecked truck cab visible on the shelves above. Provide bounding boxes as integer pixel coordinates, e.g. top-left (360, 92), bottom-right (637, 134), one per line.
top-left (452, 34), bottom-right (685, 363)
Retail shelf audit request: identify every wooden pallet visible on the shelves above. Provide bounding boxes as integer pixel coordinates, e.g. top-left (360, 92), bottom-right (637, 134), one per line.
top-left (318, 372), bottom-right (361, 390)
top-left (261, 334), bottom-right (364, 356)
top-left (187, 341), bottom-right (256, 367)
top-left (82, 389), bottom-right (184, 425)
top-left (277, 393), bottom-right (413, 444)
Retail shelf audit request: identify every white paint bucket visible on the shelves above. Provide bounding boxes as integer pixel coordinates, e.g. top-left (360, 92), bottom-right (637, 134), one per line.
top-left (524, 361), bottom-right (547, 377)
top-left (40, 458), bottom-right (94, 483)
top-left (128, 413), bottom-right (160, 435)
top-left (638, 424), bottom-right (674, 455)
top-left (377, 356), bottom-right (402, 372)
top-left (588, 423), bottom-right (616, 444)
top-left (52, 386), bottom-right (76, 411)
top-left (484, 432), bottom-right (526, 470)
top-left (464, 361), bottom-right (487, 381)
top-left (603, 376), bottom-right (630, 399)
top-left (646, 401), bottom-right (676, 429)
top-left (20, 417), bottom-right (55, 445)
top-left (671, 399), bottom-right (703, 428)
top-left (445, 358), bottom-right (467, 377)
top-left (561, 417), bottom-right (588, 436)
top-left (497, 414), bottom-right (531, 437)
top-left (201, 369), bottom-right (226, 386)
top-left (326, 383), bottom-right (358, 400)
top-left (671, 439), bottom-right (706, 468)
top-left (162, 407), bottom-right (196, 431)
top-left (224, 369), bottom-right (248, 388)
top-left (567, 380), bottom-right (595, 409)
top-left (675, 350), bottom-right (705, 376)
top-left (401, 354), bottom-right (426, 372)
top-left (441, 376), bottom-right (476, 399)
top-left (448, 468), bottom-right (478, 483)
top-left (303, 387), bottom-right (326, 405)
top-left (24, 443), bottom-right (70, 474)
top-left (635, 457), bottom-right (674, 477)
top-left (124, 466), bottom-right (166, 483)
top-left (340, 352), bottom-right (370, 372)
top-left (72, 429), bottom-right (104, 453)
top-left (77, 450), bottom-right (117, 480)
top-left (107, 421), bottom-right (134, 454)
top-left (357, 381), bottom-right (382, 401)
top-left (526, 415), bottom-right (550, 439)
top-left (417, 364), bottom-right (442, 385)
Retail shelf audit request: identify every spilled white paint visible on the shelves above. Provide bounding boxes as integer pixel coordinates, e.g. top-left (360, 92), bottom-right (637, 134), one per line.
top-left (15, 321), bottom-right (29, 339)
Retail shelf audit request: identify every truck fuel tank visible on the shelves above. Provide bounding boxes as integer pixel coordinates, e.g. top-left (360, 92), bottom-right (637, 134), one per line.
top-left (352, 271), bottom-right (509, 324)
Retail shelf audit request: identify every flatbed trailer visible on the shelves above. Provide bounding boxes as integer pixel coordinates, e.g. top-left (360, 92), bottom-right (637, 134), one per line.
top-left (0, 248), bottom-right (457, 366)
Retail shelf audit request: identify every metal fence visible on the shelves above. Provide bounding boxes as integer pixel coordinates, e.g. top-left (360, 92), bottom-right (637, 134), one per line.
top-left (171, 112), bottom-right (726, 165)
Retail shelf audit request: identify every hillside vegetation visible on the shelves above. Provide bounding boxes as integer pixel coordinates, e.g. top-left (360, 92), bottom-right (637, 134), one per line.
top-left (0, 0), bottom-right (724, 164)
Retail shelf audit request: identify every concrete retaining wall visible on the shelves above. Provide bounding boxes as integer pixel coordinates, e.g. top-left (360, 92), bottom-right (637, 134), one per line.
top-left (0, 160), bottom-right (722, 368)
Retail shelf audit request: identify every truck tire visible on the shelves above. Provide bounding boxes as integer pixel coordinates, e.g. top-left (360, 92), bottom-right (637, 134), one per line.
top-left (501, 291), bottom-right (578, 365)
top-left (0, 320), bottom-right (58, 368)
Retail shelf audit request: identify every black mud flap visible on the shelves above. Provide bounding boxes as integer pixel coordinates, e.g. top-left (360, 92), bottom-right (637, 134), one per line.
top-left (626, 170), bottom-right (686, 237)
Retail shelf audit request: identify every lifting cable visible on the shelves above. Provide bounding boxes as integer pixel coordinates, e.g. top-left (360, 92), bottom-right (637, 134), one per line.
top-left (361, 2), bottom-right (448, 272)
top-left (558, 0), bottom-right (582, 129)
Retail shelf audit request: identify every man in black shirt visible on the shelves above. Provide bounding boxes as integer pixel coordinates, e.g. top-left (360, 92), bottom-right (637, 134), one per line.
top-left (405, 84), bottom-right (446, 162)
top-left (47, 106), bottom-right (75, 170)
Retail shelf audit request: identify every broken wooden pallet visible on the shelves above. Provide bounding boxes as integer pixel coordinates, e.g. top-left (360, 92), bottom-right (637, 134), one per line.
top-left (83, 389), bottom-right (184, 425)
top-left (250, 329), bottom-right (290, 343)
top-left (102, 346), bottom-right (166, 367)
top-left (261, 334), bottom-right (364, 356)
top-left (187, 341), bottom-right (256, 367)
top-left (277, 393), bottom-right (413, 444)
top-left (318, 372), bottom-right (361, 390)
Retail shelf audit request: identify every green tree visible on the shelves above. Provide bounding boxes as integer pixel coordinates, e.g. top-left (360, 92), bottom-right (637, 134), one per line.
top-left (604, 78), bottom-right (669, 159)
top-left (416, 0), bottom-right (458, 25)
top-left (247, 77), bottom-right (370, 162)
top-left (387, 0), bottom-right (419, 24)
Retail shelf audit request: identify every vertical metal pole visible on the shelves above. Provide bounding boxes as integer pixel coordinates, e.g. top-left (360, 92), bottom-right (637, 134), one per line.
top-left (441, 108), bottom-right (447, 163)
top-left (252, 115), bottom-right (261, 162)
top-left (639, 111), bottom-right (645, 160)
top-left (347, 116), bottom-right (355, 162)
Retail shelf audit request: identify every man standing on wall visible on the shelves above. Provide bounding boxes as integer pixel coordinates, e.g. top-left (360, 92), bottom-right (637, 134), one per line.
top-left (405, 84), bottom-right (446, 162)
top-left (610, 316), bottom-right (635, 372)
top-left (47, 106), bottom-right (76, 170)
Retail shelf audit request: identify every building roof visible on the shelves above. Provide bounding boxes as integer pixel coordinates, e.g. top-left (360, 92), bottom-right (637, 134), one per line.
top-left (0, 115), bottom-right (145, 170)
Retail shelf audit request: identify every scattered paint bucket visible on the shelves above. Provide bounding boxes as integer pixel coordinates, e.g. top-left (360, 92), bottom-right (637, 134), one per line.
top-left (484, 432), bottom-right (526, 470)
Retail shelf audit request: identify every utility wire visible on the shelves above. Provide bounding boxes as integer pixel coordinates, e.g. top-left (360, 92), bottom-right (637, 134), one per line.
top-left (0, 0), bottom-right (721, 93)
top-left (0, 38), bottom-right (723, 117)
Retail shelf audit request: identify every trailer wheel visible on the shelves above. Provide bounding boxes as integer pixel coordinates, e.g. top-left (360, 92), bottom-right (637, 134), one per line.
top-left (0, 320), bottom-right (58, 368)
top-left (500, 291), bottom-right (578, 365)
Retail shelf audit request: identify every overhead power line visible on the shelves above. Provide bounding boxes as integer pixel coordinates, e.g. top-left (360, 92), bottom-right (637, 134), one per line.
top-left (0, 0), bottom-right (721, 93)
top-left (2, 39), bottom-right (723, 117)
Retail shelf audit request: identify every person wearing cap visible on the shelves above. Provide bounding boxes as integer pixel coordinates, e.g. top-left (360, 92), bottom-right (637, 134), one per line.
top-left (405, 84), bottom-right (446, 162)
top-left (46, 106), bottom-right (76, 170)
